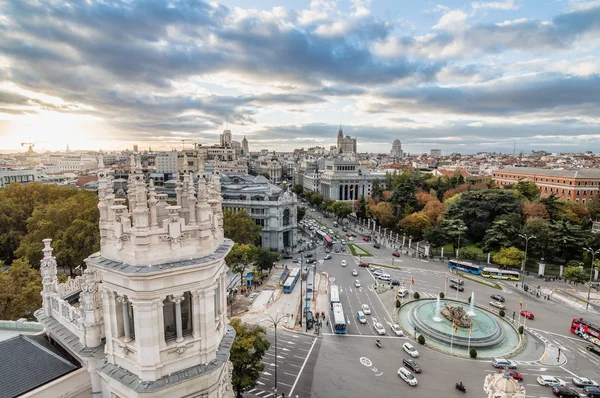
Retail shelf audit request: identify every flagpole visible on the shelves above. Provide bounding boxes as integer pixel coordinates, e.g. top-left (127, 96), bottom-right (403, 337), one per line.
top-left (468, 326), bottom-right (472, 353)
top-left (444, 275), bottom-right (448, 297)
top-left (450, 324), bottom-right (454, 354)
top-left (523, 304), bottom-right (528, 328)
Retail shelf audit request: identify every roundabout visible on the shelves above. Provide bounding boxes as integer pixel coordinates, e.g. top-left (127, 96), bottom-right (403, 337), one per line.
top-left (397, 297), bottom-right (523, 358)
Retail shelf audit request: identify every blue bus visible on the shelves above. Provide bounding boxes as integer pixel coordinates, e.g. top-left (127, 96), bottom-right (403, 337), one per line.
top-left (332, 302), bottom-right (347, 334)
top-left (283, 267), bottom-right (301, 293)
top-left (279, 269), bottom-right (290, 286)
top-left (329, 285), bottom-right (340, 309)
top-left (447, 259), bottom-right (482, 275)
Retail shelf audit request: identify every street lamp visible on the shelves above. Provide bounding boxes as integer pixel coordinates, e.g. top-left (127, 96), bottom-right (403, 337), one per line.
top-left (584, 247), bottom-right (600, 311)
top-left (519, 234), bottom-right (536, 289)
top-left (260, 311), bottom-right (285, 395)
top-left (456, 225), bottom-right (467, 260)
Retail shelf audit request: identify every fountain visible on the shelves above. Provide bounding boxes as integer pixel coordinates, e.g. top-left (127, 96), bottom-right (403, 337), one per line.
top-left (433, 296), bottom-right (442, 322)
top-left (467, 292), bottom-right (476, 317)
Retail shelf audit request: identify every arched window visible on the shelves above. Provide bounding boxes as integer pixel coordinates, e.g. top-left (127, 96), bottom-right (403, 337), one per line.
top-left (283, 208), bottom-right (290, 226)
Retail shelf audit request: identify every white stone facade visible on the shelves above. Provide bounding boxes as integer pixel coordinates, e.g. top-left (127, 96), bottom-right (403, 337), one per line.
top-left (35, 155), bottom-right (235, 398)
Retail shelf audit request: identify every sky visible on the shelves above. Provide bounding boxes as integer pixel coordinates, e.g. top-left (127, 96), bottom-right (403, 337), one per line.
top-left (1, 0), bottom-right (600, 155)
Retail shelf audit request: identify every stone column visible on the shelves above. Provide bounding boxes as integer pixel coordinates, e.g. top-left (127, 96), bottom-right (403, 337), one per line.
top-left (157, 298), bottom-right (166, 348)
top-left (117, 295), bottom-right (132, 342)
top-left (102, 290), bottom-right (117, 362)
top-left (173, 294), bottom-right (185, 343)
top-left (192, 290), bottom-right (202, 339)
top-left (131, 298), bottom-right (163, 381)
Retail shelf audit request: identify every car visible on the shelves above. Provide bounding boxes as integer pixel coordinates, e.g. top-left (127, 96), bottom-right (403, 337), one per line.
top-left (354, 280), bottom-right (361, 288)
top-left (537, 376), bottom-right (567, 387)
top-left (373, 243), bottom-right (381, 249)
top-left (492, 358), bottom-right (518, 369)
top-left (450, 284), bottom-right (464, 292)
top-left (403, 357), bottom-right (422, 373)
top-left (325, 248), bottom-right (331, 253)
top-left (490, 301), bottom-right (506, 310)
top-left (450, 277), bottom-right (464, 285)
top-left (391, 324), bottom-right (404, 336)
top-left (397, 288), bottom-right (409, 298)
top-left (491, 294), bottom-right (505, 302)
top-left (324, 254), bottom-right (332, 260)
top-left (397, 367), bottom-right (418, 386)
top-left (341, 260), bottom-right (347, 267)
top-left (378, 273), bottom-right (391, 281)
top-left (573, 377), bottom-right (599, 387)
top-left (334, 248), bottom-right (340, 253)
top-left (359, 262), bottom-right (370, 268)
top-left (283, 254), bottom-right (293, 259)
top-left (306, 258), bottom-right (316, 264)
top-left (373, 319), bottom-right (386, 335)
top-left (552, 386), bottom-right (581, 397)
top-left (520, 310), bottom-right (534, 320)
top-left (372, 268), bottom-right (383, 276)
top-left (352, 269), bottom-right (358, 276)
top-left (361, 304), bottom-right (371, 314)
top-left (392, 252), bottom-right (400, 257)
top-left (586, 345), bottom-right (600, 356)
top-left (346, 233), bottom-right (352, 237)
top-left (341, 240), bottom-right (347, 245)
top-left (363, 237), bottom-right (371, 242)
top-left (293, 258), bottom-right (302, 263)
top-left (403, 342), bottom-right (419, 357)
top-left (497, 369), bottom-right (523, 381)
top-left (584, 386), bottom-right (600, 396)
top-left (391, 279), bottom-right (400, 286)
top-left (305, 253), bottom-right (313, 258)
top-left (357, 311), bottom-right (367, 324)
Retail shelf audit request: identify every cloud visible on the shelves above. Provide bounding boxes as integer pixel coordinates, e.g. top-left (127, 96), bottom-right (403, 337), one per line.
top-left (433, 10), bottom-right (469, 32)
top-left (472, 0), bottom-right (519, 10)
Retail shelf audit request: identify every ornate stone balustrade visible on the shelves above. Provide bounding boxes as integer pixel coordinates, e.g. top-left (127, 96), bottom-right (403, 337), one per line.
top-left (50, 294), bottom-right (84, 341)
top-left (57, 276), bottom-right (83, 299)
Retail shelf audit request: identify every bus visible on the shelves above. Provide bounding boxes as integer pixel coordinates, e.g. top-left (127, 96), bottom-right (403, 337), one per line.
top-left (571, 318), bottom-right (600, 341)
top-left (283, 267), bottom-right (301, 294)
top-left (481, 267), bottom-right (521, 281)
top-left (448, 259), bottom-right (483, 275)
top-left (279, 269), bottom-right (290, 286)
top-left (315, 230), bottom-right (334, 249)
top-left (330, 285), bottom-right (340, 308)
top-left (332, 302), bottom-right (347, 334)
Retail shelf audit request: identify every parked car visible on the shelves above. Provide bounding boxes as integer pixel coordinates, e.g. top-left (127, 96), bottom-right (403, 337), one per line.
top-left (341, 240), bottom-right (347, 245)
top-left (361, 304), bottom-right (371, 315)
top-left (584, 386), bottom-right (600, 396)
top-left (450, 284), bottom-right (464, 292)
top-left (397, 367), bottom-right (418, 386)
top-left (403, 357), bottom-right (421, 373)
top-left (490, 301), bottom-right (506, 310)
top-left (334, 248), bottom-right (340, 253)
top-left (403, 342), bottom-right (419, 357)
top-left (552, 386), bottom-right (581, 397)
top-left (283, 254), bottom-right (293, 259)
top-left (391, 279), bottom-right (400, 286)
top-left (537, 376), bottom-right (566, 387)
top-left (305, 253), bottom-right (313, 258)
top-left (306, 258), bottom-right (316, 264)
top-left (450, 277), bottom-right (464, 285)
top-left (359, 262), bottom-right (370, 268)
top-left (492, 358), bottom-right (518, 369)
top-left (520, 310), bottom-right (534, 320)
top-left (324, 254), bottom-right (332, 260)
top-left (372, 269), bottom-right (383, 276)
top-left (491, 294), bottom-right (505, 302)
top-left (497, 369), bottom-right (523, 381)
top-left (573, 377), bottom-right (599, 388)
top-left (392, 252), bottom-right (400, 257)
top-left (373, 243), bottom-right (381, 249)
top-left (293, 258), bottom-right (302, 263)
top-left (397, 288), bottom-right (409, 297)
top-left (391, 324), bottom-right (404, 336)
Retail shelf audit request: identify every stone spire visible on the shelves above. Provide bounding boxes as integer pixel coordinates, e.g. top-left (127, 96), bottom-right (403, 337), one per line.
top-left (40, 239), bottom-right (58, 316)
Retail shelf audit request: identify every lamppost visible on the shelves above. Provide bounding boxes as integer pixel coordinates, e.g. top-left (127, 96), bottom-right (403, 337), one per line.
top-left (260, 311), bottom-right (285, 396)
top-left (456, 225), bottom-right (467, 259)
top-left (584, 247), bottom-right (600, 311)
top-left (519, 233), bottom-right (536, 289)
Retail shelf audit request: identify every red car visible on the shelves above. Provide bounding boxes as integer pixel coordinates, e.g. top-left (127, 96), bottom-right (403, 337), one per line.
top-left (520, 310), bottom-right (534, 320)
top-left (363, 237), bottom-right (371, 242)
top-left (359, 263), bottom-right (370, 268)
top-left (392, 252), bottom-right (400, 257)
top-left (498, 369), bottom-right (523, 381)
top-left (346, 233), bottom-right (353, 237)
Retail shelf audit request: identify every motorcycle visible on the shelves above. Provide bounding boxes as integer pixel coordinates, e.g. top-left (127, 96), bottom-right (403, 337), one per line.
top-left (455, 383), bottom-right (466, 393)
top-left (375, 339), bottom-right (382, 349)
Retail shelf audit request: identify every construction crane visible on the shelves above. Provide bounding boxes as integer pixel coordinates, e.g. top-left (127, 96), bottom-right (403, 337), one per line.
top-left (181, 139), bottom-right (187, 151)
top-left (21, 142), bottom-right (35, 154)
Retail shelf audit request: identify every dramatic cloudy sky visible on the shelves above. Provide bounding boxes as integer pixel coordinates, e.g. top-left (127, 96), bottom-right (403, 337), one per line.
top-left (1, 0), bottom-right (600, 154)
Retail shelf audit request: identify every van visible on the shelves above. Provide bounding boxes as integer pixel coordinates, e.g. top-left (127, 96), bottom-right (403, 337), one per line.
top-left (379, 274), bottom-right (391, 281)
top-left (306, 311), bottom-right (314, 329)
top-left (357, 311), bottom-right (367, 324)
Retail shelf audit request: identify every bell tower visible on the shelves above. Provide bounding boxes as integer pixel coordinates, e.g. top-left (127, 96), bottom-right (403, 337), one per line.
top-left (89, 156), bottom-right (234, 397)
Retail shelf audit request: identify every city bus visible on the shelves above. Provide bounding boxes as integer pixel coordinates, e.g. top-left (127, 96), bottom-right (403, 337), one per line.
top-left (330, 285), bottom-right (340, 308)
top-left (571, 318), bottom-right (600, 342)
top-left (481, 267), bottom-right (521, 281)
top-left (283, 267), bottom-right (301, 294)
top-left (447, 259), bottom-right (483, 275)
top-left (315, 230), bottom-right (334, 249)
top-left (332, 302), bottom-right (347, 334)
top-left (279, 269), bottom-right (290, 286)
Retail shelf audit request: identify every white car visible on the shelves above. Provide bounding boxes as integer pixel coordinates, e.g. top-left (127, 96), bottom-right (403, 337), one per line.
top-left (397, 367), bottom-right (418, 386)
top-left (372, 269), bottom-right (383, 276)
top-left (573, 377), bottom-right (599, 387)
top-left (391, 324), bottom-right (404, 336)
top-left (361, 304), bottom-right (371, 315)
top-left (373, 319), bottom-right (386, 335)
top-left (341, 260), bottom-right (347, 267)
top-left (341, 240), bottom-right (347, 245)
top-left (403, 342), bottom-right (419, 357)
top-left (489, 301), bottom-right (505, 310)
top-left (537, 375), bottom-right (566, 387)
top-left (354, 280), bottom-right (361, 288)
top-left (352, 269), bottom-right (358, 276)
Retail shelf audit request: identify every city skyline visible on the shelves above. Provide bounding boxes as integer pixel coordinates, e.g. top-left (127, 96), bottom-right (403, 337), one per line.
top-left (1, 0), bottom-right (600, 154)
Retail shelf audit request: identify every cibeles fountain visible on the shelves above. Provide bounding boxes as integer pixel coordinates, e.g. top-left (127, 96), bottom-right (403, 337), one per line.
top-left (397, 296), bottom-right (522, 358)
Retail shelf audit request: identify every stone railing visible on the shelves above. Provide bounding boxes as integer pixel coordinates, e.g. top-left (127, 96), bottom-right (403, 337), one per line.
top-left (50, 294), bottom-right (84, 341)
top-left (57, 276), bottom-right (83, 299)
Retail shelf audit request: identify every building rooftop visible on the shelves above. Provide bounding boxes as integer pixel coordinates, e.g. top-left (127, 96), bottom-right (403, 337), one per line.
top-left (495, 167), bottom-right (600, 178)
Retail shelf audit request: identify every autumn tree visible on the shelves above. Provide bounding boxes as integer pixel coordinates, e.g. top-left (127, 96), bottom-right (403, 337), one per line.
top-left (492, 247), bottom-right (525, 268)
top-left (561, 201), bottom-right (591, 226)
top-left (0, 258), bottom-right (42, 320)
top-left (226, 243), bottom-right (253, 288)
top-left (368, 201), bottom-right (396, 228)
top-left (522, 201), bottom-right (549, 222)
top-left (398, 213), bottom-right (432, 240)
top-left (223, 209), bottom-right (262, 246)
top-left (422, 199), bottom-right (446, 225)
top-left (230, 318), bottom-right (271, 398)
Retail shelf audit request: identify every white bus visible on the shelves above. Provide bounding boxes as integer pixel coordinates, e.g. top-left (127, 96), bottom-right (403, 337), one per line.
top-left (330, 285), bottom-right (340, 308)
top-left (332, 302), bottom-right (347, 334)
top-left (481, 267), bottom-right (521, 281)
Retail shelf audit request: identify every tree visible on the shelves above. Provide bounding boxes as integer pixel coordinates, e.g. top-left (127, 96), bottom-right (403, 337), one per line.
top-left (368, 201), bottom-right (395, 228)
top-left (223, 209), bottom-right (262, 245)
top-left (441, 218), bottom-right (468, 252)
top-left (398, 213), bottom-right (432, 240)
top-left (355, 196), bottom-right (367, 219)
top-left (482, 219), bottom-right (519, 253)
top-left (226, 243), bottom-right (253, 288)
top-left (522, 218), bottom-right (553, 259)
top-left (562, 201), bottom-right (591, 226)
top-left (293, 184), bottom-right (304, 195)
top-left (522, 201), bottom-right (549, 221)
top-left (492, 247), bottom-right (525, 268)
top-left (0, 258), bottom-right (42, 320)
top-left (549, 218), bottom-right (586, 264)
top-left (371, 179), bottom-right (383, 202)
top-left (588, 193), bottom-right (600, 220)
top-left (331, 201), bottom-right (352, 221)
top-left (540, 194), bottom-right (563, 221)
top-left (297, 206), bottom-right (306, 222)
top-left (417, 334), bottom-right (425, 345)
top-left (250, 246), bottom-right (279, 272)
top-left (515, 181), bottom-right (540, 201)
top-left (423, 225), bottom-right (450, 248)
top-left (563, 266), bottom-right (589, 283)
top-left (230, 318), bottom-right (271, 398)
top-left (469, 348), bottom-right (477, 358)
top-left (422, 199), bottom-right (446, 225)
top-left (499, 310), bottom-right (505, 317)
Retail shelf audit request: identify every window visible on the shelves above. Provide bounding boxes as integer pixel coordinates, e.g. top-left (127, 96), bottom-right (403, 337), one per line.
top-left (283, 208), bottom-right (290, 226)
top-left (163, 292), bottom-right (193, 342)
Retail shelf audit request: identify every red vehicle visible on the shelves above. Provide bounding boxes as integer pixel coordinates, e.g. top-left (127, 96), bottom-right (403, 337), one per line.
top-left (392, 252), bottom-right (400, 257)
top-left (359, 263), bottom-right (370, 268)
top-left (498, 369), bottom-right (523, 381)
top-left (346, 233), bottom-right (353, 237)
top-left (571, 318), bottom-right (600, 340)
top-left (363, 237), bottom-right (371, 242)
top-left (520, 310), bottom-right (534, 320)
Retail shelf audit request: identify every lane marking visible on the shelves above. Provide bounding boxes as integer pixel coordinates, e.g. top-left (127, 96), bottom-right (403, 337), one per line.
top-left (289, 337), bottom-right (318, 397)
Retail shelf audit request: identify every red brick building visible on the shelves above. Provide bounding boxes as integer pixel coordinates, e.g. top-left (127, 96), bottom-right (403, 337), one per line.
top-left (492, 167), bottom-right (600, 204)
